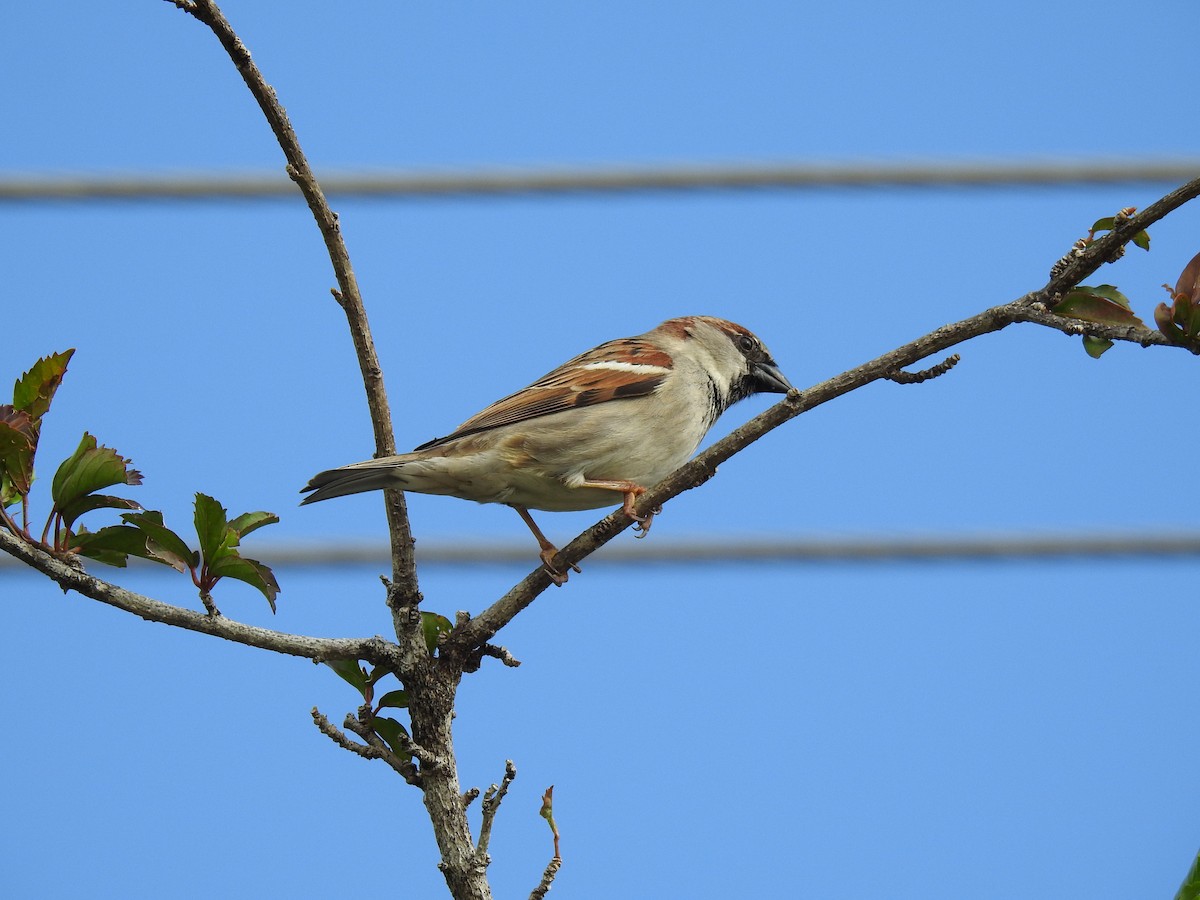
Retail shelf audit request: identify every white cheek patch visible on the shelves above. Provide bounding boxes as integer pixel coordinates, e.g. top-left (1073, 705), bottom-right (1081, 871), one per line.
top-left (577, 361), bottom-right (672, 375)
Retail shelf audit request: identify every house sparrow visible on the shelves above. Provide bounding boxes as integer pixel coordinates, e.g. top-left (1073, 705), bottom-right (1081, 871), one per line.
top-left (301, 315), bottom-right (792, 583)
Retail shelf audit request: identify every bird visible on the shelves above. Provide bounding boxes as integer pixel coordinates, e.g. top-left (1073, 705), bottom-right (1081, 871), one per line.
top-left (301, 315), bottom-right (792, 583)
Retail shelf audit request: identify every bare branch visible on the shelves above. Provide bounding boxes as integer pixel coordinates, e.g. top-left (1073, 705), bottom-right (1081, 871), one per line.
top-left (475, 760), bottom-right (517, 864)
top-left (168, 0), bottom-right (420, 621)
top-left (529, 857), bottom-right (563, 900)
top-left (0, 528), bottom-right (393, 664)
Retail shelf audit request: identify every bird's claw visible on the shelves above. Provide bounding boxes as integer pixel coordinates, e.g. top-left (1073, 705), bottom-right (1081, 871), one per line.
top-left (630, 505), bottom-right (662, 539)
top-left (539, 546), bottom-right (581, 586)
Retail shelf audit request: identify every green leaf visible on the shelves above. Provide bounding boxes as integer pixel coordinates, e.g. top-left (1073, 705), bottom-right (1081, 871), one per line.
top-left (206, 553), bottom-right (279, 613)
top-left (366, 664), bottom-right (396, 686)
top-left (51, 433), bottom-right (143, 513)
top-left (194, 493), bottom-right (230, 564)
top-left (121, 510), bottom-right (197, 572)
top-left (13, 349), bottom-right (74, 421)
top-left (69, 524), bottom-right (155, 568)
top-left (376, 689), bottom-right (409, 710)
top-left (1083, 335), bottom-right (1114, 359)
top-left (372, 716), bottom-right (412, 758)
top-left (57, 493), bottom-right (142, 533)
top-left (1132, 229), bottom-right (1151, 251)
top-left (1083, 284), bottom-right (1133, 309)
top-left (1089, 216), bottom-right (1116, 234)
top-left (325, 659), bottom-right (369, 696)
top-left (1176, 845), bottom-right (1200, 900)
top-left (227, 510), bottom-right (279, 540)
top-left (420, 611), bottom-right (453, 654)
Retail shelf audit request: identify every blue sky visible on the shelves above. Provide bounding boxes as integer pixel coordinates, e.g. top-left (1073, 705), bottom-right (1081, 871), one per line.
top-left (4, 2), bottom-right (1199, 898)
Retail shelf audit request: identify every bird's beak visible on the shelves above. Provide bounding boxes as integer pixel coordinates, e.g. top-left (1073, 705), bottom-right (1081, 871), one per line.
top-left (753, 359), bottom-right (794, 394)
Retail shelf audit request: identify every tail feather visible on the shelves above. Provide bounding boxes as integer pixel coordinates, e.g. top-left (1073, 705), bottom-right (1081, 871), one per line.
top-left (300, 460), bottom-right (407, 505)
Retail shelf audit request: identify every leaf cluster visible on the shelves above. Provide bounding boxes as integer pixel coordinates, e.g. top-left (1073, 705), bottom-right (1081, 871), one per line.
top-left (0, 351), bottom-right (278, 612)
top-left (1155, 250), bottom-right (1200, 352)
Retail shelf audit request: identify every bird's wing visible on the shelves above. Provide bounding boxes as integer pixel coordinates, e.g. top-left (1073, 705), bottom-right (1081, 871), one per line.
top-left (413, 337), bottom-right (672, 451)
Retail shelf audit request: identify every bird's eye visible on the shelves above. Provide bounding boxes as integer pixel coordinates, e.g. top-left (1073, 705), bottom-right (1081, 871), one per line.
top-left (738, 334), bottom-right (756, 353)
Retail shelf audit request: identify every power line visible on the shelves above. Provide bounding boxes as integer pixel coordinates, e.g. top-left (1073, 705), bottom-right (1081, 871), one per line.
top-left (5, 533), bottom-right (1199, 572)
top-left (1, 159), bottom-right (1198, 203)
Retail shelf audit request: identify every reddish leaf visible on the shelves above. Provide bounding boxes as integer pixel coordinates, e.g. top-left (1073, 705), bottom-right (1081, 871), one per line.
top-left (1173, 251), bottom-right (1200, 302)
top-left (1056, 288), bottom-right (1145, 327)
top-left (0, 407), bottom-right (37, 498)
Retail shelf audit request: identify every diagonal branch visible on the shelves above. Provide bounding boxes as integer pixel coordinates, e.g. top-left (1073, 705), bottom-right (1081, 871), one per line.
top-left (166, 0), bottom-right (421, 623)
top-left (1, 528), bottom-right (396, 665)
top-left (451, 173), bottom-right (1200, 652)
top-left (311, 707), bottom-right (422, 785)
top-left (1039, 177), bottom-right (1200, 297)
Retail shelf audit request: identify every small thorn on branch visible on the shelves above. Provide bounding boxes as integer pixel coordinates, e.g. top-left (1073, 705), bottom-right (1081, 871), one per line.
top-left (884, 353), bottom-right (961, 384)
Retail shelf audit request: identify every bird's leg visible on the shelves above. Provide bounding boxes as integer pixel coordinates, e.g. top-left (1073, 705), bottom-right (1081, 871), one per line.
top-left (578, 479), bottom-right (658, 538)
top-left (510, 504), bottom-right (580, 586)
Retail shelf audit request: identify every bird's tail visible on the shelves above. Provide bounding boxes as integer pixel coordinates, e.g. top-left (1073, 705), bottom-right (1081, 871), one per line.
top-left (299, 458), bottom-right (410, 505)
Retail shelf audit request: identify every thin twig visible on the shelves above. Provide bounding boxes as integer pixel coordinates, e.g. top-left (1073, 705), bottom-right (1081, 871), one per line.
top-left (168, 0), bottom-right (421, 629)
top-left (312, 708), bottom-right (422, 786)
top-left (885, 353), bottom-right (961, 384)
top-left (475, 760), bottom-right (517, 864)
top-left (312, 708), bottom-right (379, 756)
top-left (342, 711), bottom-right (425, 785)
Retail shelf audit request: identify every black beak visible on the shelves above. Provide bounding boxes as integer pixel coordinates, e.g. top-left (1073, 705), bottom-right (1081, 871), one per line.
top-left (752, 359), bottom-right (793, 394)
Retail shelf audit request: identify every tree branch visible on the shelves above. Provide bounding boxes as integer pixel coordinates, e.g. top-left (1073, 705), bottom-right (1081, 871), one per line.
top-left (311, 707), bottom-right (422, 785)
top-left (451, 174), bottom-right (1200, 653)
top-left (1, 528), bottom-right (393, 664)
top-left (528, 857), bottom-right (563, 900)
top-left (166, 0), bottom-right (421, 622)
top-left (474, 760), bottom-right (517, 865)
